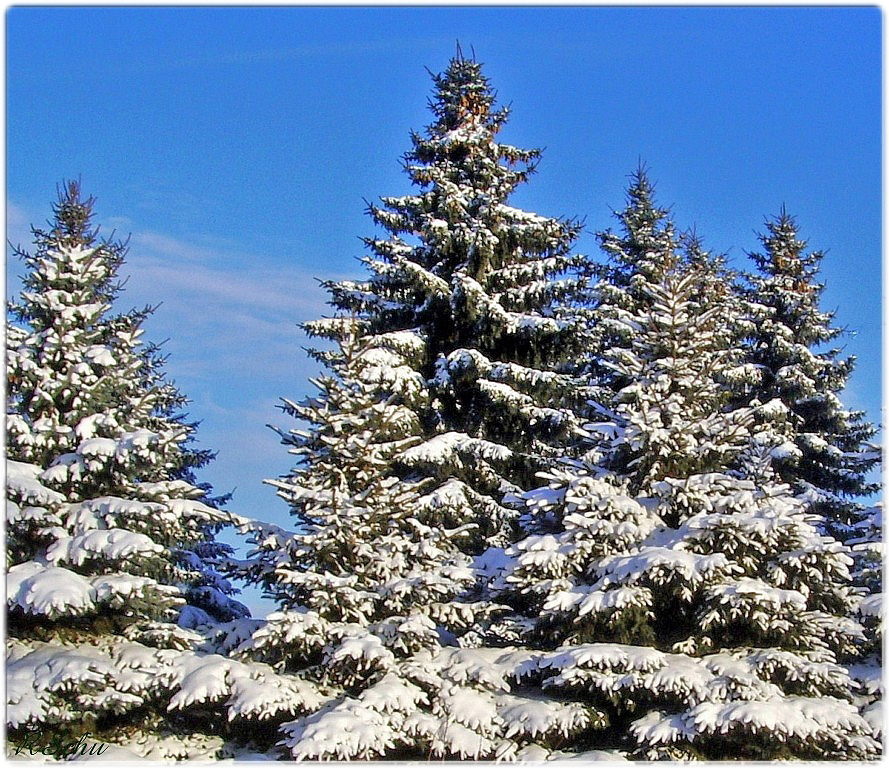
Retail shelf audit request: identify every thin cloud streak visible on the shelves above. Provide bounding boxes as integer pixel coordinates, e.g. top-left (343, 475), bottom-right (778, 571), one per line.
top-left (127, 229), bottom-right (335, 315)
top-left (132, 258), bottom-right (325, 319)
top-left (115, 228), bottom-right (351, 383)
top-left (6, 202), bottom-right (35, 253)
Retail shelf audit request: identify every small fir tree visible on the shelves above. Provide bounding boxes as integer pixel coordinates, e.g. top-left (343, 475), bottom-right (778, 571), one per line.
top-left (741, 209), bottom-right (880, 536)
top-left (4, 183), bottom-right (284, 758)
top-left (487, 177), bottom-right (879, 760)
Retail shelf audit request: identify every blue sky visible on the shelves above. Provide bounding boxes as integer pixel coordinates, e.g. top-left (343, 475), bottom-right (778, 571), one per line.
top-left (7, 7), bottom-right (881, 614)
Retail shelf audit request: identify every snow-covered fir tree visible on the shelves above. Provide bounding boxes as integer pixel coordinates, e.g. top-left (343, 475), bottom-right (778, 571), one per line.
top-left (583, 170), bottom-right (756, 490)
top-left (596, 167), bottom-right (679, 305)
top-left (738, 212), bottom-right (883, 745)
top-left (235, 323), bottom-right (487, 670)
top-left (316, 50), bottom-right (589, 551)
top-left (845, 500), bottom-right (883, 746)
top-left (741, 209), bottom-right (880, 536)
top-left (225, 52), bottom-right (609, 759)
top-left (487, 176), bottom-right (880, 760)
top-left (4, 183), bottom-right (296, 759)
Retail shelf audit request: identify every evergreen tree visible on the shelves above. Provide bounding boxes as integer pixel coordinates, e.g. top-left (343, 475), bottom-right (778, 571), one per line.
top-left (735, 211), bottom-right (883, 747)
top-left (560, 169), bottom-right (754, 493)
top-left (236, 324), bottom-right (485, 674)
top-left (4, 183), bottom-right (292, 758)
top-left (7, 185), bottom-right (209, 490)
top-left (597, 167), bottom-right (679, 296)
top-left (595, 247), bottom-right (753, 492)
top-left (845, 501), bottom-right (883, 745)
top-left (487, 177), bottom-right (879, 760)
top-left (315, 51), bottom-right (589, 550)
top-left (741, 209), bottom-right (880, 535)
top-left (227, 52), bottom-right (600, 759)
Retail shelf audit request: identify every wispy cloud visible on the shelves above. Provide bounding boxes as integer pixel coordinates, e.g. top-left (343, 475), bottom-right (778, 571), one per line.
top-left (114, 227), bottom-right (346, 524)
top-left (131, 231), bottom-right (221, 263)
top-left (133, 246), bottom-right (325, 318)
top-left (6, 201), bottom-right (35, 252)
top-left (118, 228), bottom-right (349, 385)
top-left (16, 194), bottom-right (345, 391)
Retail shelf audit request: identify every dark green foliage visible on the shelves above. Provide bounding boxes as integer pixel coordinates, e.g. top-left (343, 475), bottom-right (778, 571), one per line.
top-left (743, 209), bottom-right (880, 534)
top-left (308, 53), bottom-right (590, 549)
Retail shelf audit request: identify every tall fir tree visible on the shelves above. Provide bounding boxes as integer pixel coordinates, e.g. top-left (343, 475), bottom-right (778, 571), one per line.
top-left (226, 52), bottom-right (603, 759)
top-left (316, 51), bottom-right (589, 550)
top-left (487, 175), bottom-right (879, 760)
top-left (739, 214), bottom-right (882, 740)
top-left (3, 183), bottom-right (304, 759)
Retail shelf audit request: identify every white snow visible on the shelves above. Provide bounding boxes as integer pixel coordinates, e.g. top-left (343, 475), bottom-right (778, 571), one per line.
top-left (45, 529), bottom-right (164, 566)
top-left (7, 562), bottom-right (95, 617)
